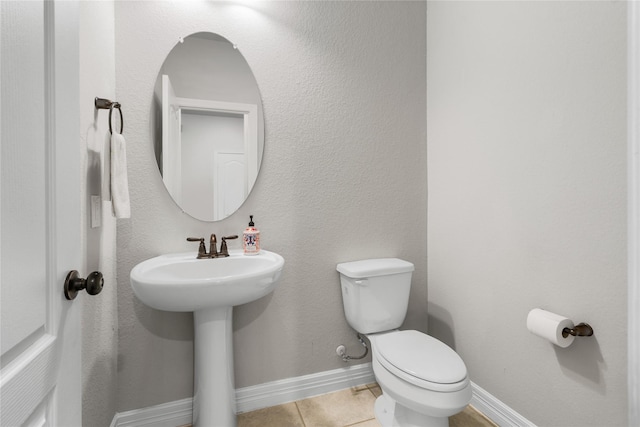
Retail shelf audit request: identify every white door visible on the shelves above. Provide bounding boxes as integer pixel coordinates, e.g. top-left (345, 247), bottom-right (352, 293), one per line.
top-left (214, 152), bottom-right (246, 221)
top-left (1, 1), bottom-right (82, 426)
top-left (162, 74), bottom-right (182, 204)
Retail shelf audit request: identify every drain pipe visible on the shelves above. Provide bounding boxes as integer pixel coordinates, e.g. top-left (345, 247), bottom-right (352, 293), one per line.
top-left (336, 333), bottom-right (369, 362)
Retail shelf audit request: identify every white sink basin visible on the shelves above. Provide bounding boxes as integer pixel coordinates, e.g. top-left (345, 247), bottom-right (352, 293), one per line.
top-left (130, 248), bottom-right (285, 427)
top-left (130, 249), bottom-right (284, 311)
top-left (131, 251), bottom-right (284, 311)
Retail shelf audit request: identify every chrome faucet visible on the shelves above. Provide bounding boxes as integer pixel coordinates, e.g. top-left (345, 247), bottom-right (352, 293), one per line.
top-left (187, 234), bottom-right (238, 258)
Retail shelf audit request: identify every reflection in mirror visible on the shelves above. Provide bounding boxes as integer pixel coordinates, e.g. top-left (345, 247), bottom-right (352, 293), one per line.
top-left (153, 32), bottom-right (264, 221)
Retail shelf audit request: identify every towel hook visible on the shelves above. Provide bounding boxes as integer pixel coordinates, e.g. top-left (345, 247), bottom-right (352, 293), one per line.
top-left (95, 97), bottom-right (123, 135)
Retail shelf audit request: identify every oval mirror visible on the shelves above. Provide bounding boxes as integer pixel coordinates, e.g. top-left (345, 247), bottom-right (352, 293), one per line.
top-left (152, 32), bottom-right (264, 221)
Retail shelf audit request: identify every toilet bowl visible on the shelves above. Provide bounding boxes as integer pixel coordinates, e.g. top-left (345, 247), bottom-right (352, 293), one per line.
top-left (337, 258), bottom-right (472, 427)
top-left (368, 330), bottom-right (472, 427)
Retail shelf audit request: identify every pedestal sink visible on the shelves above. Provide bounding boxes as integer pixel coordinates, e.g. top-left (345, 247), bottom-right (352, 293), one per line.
top-left (130, 249), bottom-right (284, 427)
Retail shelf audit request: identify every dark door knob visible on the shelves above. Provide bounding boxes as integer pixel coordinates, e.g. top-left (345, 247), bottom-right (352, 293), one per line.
top-left (64, 270), bottom-right (104, 300)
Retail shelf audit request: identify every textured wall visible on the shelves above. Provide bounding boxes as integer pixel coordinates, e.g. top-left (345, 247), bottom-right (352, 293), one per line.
top-left (79, 2), bottom-right (118, 426)
top-left (427, 1), bottom-right (627, 426)
top-left (115, 1), bottom-right (427, 412)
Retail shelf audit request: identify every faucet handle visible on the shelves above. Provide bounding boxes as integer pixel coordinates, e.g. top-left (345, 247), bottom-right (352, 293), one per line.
top-left (218, 235), bottom-right (239, 257)
top-left (187, 237), bottom-right (208, 259)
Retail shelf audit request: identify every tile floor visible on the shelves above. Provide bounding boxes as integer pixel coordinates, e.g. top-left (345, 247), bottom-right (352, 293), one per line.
top-left (237, 384), bottom-right (497, 427)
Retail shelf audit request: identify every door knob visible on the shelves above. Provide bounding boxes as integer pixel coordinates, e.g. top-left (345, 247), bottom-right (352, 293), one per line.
top-left (64, 270), bottom-right (104, 300)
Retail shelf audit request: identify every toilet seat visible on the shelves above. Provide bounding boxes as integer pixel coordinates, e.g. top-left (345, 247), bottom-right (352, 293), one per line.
top-left (374, 330), bottom-right (469, 393)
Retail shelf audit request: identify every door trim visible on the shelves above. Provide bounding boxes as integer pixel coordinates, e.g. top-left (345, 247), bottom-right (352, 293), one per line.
top-left (628, 2), bottom-right (640, 425)
top-left (177, 97), bottom-right (259, 193)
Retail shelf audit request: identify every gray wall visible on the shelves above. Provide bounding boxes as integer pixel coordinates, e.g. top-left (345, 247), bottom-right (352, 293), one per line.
top-left (115, 1), bottom-right (427, 412)
top-left (427, 2), bottom-right (627, 426)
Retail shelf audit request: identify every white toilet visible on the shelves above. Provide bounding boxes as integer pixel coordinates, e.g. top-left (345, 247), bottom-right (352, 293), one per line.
top-left (337, 258), bottom-right (472, 427)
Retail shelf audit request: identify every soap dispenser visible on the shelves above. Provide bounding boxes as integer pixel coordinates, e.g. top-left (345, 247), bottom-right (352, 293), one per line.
top-left (243, 215), bottom-right (260, 255)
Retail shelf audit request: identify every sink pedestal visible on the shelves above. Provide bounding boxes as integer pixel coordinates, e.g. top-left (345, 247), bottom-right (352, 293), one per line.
top-left (193, 306), bottom-right (236, 427)
top-left (129, 250), bottom-right (285, 427)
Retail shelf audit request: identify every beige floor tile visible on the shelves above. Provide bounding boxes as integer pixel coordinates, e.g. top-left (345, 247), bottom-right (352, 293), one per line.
top-left (237, 402), bottom-right (305, 427)
top-left (236, 386), bottom-right (497, 427)
top-left (367, 384), bottom-right (382, 398)
top-left (352, 383), bottom-right (371, 392)
top-left (449, 405), bottom-right (498, 427)
top-left (347, 418), bottom-right (382, 427)
top-left (296, 387), bottom-right (377, 427)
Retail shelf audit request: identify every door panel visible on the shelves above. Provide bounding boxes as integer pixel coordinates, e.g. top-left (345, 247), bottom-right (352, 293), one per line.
top-left (0, 0), bottom-right (47, 357)
top-left (214, 152), bottom-right (246, 221)
top-left (0, 1), bottom-right (81, 425)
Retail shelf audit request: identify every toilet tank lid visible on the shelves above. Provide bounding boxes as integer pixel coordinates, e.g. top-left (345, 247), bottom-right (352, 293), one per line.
top-left (336, 258), bottom-right (414, 278)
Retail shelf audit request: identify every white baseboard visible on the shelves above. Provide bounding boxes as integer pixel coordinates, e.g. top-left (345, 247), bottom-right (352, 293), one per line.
top-left (236, 362), bottom-right (376, 413)
top-left (109, 397), bottom-right (193, 427)
top-left (110, 363), bottom-right (375, 427)
top-left (110, 365), bottom-right (534, 427)
top-left (470, 381), bottom-right (536, 427)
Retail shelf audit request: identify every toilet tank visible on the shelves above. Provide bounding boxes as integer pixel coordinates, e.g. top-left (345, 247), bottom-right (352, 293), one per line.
top-left (337, 258), bottom-right (414, 334)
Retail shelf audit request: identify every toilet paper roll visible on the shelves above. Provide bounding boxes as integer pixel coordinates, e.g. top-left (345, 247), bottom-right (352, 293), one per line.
top-left (526, 308), bottom-right (575, 348)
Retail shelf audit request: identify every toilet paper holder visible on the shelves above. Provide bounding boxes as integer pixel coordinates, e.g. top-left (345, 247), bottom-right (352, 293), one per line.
top-left (562, 322), bottom-right (594, 338)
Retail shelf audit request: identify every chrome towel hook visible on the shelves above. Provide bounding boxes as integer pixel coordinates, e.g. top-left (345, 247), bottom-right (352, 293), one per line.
top-left (95, 97), bottom-right (123, 134)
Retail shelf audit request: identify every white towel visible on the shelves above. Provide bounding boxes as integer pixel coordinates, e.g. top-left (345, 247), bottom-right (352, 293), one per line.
top-left (110, 132), bottom-right (131, 218)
